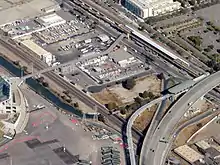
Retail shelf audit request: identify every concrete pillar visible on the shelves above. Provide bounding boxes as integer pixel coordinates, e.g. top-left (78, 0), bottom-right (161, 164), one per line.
top-left (127, 33), bottom-right (130, 40)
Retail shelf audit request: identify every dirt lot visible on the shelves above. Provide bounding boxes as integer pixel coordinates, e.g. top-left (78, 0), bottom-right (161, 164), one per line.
top-left (92, 75), bottom-right (161, 106)
top-left (183, 99), bottom-right (214, 119)
top-left (133, 104), bottom-right (158, 132)
top-left (188, 115), bottom-right (220, 143)
top-left (174, 115), bottom-right (215, 147)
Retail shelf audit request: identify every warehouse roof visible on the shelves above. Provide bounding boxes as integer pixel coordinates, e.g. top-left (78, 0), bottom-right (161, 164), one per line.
top-left (21, 40), bottom-right (52, 57)
top-left (174, 145), bottom-right (204, 163)
top-left (36, 13), bottom-right (66, 27)
top-left (128, 0), bottom-right (179, 10)
top-left (98, 34), bottom-right (109, 42)
top-left (195, 140), bottom-right (210, 150)
top-left (109, 49), bottom-right (134, 63)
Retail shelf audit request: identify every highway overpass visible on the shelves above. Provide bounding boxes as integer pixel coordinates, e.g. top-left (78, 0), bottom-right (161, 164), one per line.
top-left (126, 94), bottom-right (171, 165)
top-left (140, 70), bottom-right (220, 165)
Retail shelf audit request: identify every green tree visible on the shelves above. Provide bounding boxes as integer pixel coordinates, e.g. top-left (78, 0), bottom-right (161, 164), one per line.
top-left (98, 114), bottom-right (105, 123)
top-left (37, 77), bottom-right (44, 83)
top-left (66, 98), bottom-right (72, 103)
top-left (189, 0), bottom-right (196, 5)
top-left (106, 102), bottom-right (117, 110)
top-left (73, 102), bottom-right (79, 108)
top-left (120, 108), bottom-right (126, 115)
top-left (21, 66), bottom-right (28, 72)
top-left (13, 61), bottom-right (20, 66)
top-left (142, 91), bottom-right (149, 98)
top-left (42, 82), bottom-right (49, 87)
top-left (122, 79), bottom-right (136, 90)
top-left (187, 36), bottom-right (202, 46)
top-left (134, 97), bottom-right (142, 106)
top-left (208, 45), bottom-right (214, 50)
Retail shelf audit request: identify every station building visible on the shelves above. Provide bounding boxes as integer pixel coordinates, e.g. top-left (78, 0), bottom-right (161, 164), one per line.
top-left (120, 0), bottom-right (181, 18)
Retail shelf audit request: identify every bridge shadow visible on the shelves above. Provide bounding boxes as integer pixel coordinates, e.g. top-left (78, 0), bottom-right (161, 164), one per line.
top-left (134, 91), bottom-right (185, 161)
top-left (121, 115), bottom-right (145, 165)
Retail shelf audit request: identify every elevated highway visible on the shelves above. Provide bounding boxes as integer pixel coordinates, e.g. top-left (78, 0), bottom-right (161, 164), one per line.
top-left (140, 70), bottom-right (220, 165)
top-left (126, 94), bottom-right (171, 165)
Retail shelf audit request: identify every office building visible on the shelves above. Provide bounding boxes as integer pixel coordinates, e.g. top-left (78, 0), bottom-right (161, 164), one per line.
top-left (120, 0), bottom-right (181, 18)
top-left (0, 76), bottom-right (10, 102)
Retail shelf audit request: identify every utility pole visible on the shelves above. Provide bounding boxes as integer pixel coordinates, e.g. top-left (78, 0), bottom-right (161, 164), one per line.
top-left (127, 33), bottom-right (130, 40)
top-left (20, 68), bottom-right (23, 78)
top-left (31, 62), bottom-right (34, 74)
top-left (10, 157), bottom-right (13, 165)
top-left (82, 112), bottom-right (86, 124)
top-left (93, 105), bottom-right (98, 122)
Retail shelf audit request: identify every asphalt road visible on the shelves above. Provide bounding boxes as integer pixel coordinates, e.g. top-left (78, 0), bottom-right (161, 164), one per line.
top-left (140, 70), bottom-right (220, 165)
top-left (126, 94), bottom-right (171, 165)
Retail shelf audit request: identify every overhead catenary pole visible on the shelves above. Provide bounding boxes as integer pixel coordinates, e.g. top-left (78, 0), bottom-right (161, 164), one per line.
top-left (93, 105), bottom-right (98, 121)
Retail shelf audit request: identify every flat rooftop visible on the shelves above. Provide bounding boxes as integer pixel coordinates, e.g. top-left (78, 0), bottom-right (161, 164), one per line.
top-left (126, 0), bottom-right (180, 10)
top-left (0, 0), bottom-right (58, 25)
top-left (109, 49), bottom-right (134, 63)
top-left (174, 145), bottom-right (204, 163)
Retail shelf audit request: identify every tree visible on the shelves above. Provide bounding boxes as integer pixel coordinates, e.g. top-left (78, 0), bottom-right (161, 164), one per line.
top-left (73, 102), bottom-right (79, 108)
top-left (134, 97), bottom-right (142, 106)
top-left (98, 114), bottom-right (105, 123)
top-left (204, 47), bottom-right (212, 52)
top-left (66, 98), bottom-right (72, 103)
top-left (13, 61), bottom-right (20, 66)
top-left (142, 91), bottom-right (149, 98)
top-left (148, 92), bottom-right (155, 99)
top-left (181, 2), bottom-right (186, 7)
top-left (106, 102), bottom-right (117, 110)
top-left (210, 54), bottom-right (220, 63)
top-left (189, 0), bottom-right (196, 5)
top-left (214, 63), bottom-right (220, 71)
top-left (21, 66), bottom-right (27, 72)
top-left (42, 82), bottom-right (49, 87)
top-left (208, 45), bottom-right (214, 50)
top-left (157, 73), bottom-right (164, 80)
top-left (206, 21), bottom-right (213, 26)
top-left (37, 77), bottom-right (44, 83)
top-left (187, 36), bottom-right (202, 46)
top-left (63, 90), bottom-right (70, 95)
top-left (122, 79), bottom-right (136, 90)
top-left (120, 108), bottom-right (126, 115)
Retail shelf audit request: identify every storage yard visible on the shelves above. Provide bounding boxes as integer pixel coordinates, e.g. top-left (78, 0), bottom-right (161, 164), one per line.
top-left (76, 48), bottom-right (146, 84)
top-left (0, 8), bottom-right (113, 67)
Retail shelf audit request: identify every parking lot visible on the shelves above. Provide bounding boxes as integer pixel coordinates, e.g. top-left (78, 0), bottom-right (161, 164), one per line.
top-left (45, 32), bottom-right (114, 63)
top-left (63, 70), bottom-right (96, 89)
top-left (34, 18), bottom-right (90, 45)
top-left (0, 85), bottom-right (126, 165)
